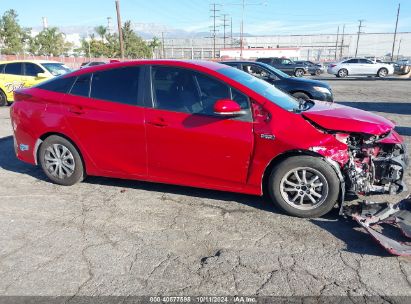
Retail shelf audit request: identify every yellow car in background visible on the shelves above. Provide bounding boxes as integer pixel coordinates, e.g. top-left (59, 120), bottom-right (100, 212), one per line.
top-left (0, 60), bottom-right (71, 106)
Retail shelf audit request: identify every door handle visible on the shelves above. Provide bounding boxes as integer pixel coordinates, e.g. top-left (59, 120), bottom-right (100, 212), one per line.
top-left (69, 106), bottom-right (85, 115)
top-left (147, 118), bottom-right (168, 127)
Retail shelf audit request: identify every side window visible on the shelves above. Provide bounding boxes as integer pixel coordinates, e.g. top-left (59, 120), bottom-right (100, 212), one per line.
top-left (4, 63), bottom-right (23, 75)
top-left (151, 66), bottom-right (250, 117)
top-left (0, 64), bottom-right (5, 73)
top-left (24, 63), bottom-right (44, 77)
top-left (151, 66), bottom-right (202, 113)
top-left (258, 58), bottom-right (271, 64)
top-left (231, 88), bottom-right (249, 110)
top-left (69, 74), bottom-right (91, 97)
top-left (242, 64), bottom-right (269, 79)
top-left (194, 72), bottom-right (230, 114)
top-left (36, 76), bottom-right (75, 93)
top-left (90, 67), bottom-right (140, 105)
top-left (345, 59), bottom-right (358, 64)
top-left (281, 59), bottom-right (292, 65)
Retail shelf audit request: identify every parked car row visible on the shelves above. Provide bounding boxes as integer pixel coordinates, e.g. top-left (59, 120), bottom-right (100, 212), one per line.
top-left (10, 60), bottom-right (407, 218)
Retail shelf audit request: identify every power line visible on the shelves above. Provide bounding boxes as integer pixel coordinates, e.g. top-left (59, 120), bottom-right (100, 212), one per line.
top-left (354, 19), bottom-right (365, 57)
top-left (391, 3), bottom-right (400, 61)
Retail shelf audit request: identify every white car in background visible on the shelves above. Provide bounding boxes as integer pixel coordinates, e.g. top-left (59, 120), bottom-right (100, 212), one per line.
top-left (327, 58), bottom-right (394, 78)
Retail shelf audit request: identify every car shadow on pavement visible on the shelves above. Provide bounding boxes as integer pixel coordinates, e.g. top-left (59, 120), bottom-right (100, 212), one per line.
top-left (0, 136), bottom-right (46, 180)
top-left (0, 134), bottom-right (391, 256)
top-left (310, 213), bottom-right (391, 257)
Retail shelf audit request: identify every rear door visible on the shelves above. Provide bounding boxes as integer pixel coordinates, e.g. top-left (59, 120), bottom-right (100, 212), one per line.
top-left (343, 59), bottom-right (360, 74)
top-left (61, 66), bottom-right (147, 176)
top-left (145, 65), bottom-right (254, 187)
top-left (23, 62), bottom-right (46, 87)
top-left (3, 62), bottom-right (25, 101)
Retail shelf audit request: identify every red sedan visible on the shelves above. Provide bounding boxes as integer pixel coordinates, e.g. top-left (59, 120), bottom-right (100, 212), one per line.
top-left (10, 60), bottom-right (407, 217)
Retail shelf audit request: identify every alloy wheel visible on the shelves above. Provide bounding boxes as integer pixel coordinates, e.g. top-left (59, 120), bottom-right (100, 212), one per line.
top-left (44, 144), bottom-right (76, 179)
top-left (279, 167), bottom-right (329, 210)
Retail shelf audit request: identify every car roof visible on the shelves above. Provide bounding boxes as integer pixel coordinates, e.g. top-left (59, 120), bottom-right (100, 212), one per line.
top-left (70, 59), bottom-right (227, 76)
top-left (0, 59), bottom-right (61, 64)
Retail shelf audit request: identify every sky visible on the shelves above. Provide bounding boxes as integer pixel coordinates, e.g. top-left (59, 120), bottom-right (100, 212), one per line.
top-left (1, 0), bottom-right (410, 36)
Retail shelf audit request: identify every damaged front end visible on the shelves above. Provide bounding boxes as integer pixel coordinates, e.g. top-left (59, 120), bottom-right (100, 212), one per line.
top-left (345, 196), bottom-right (411, 256)
top-left (342, 132), bottom-right (408, 196)
top-left (316, 131), bottom-right (410, 255)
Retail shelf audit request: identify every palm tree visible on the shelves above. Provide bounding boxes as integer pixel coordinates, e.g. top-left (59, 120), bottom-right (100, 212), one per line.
top-left (94, 25), bottom-right (107, 42)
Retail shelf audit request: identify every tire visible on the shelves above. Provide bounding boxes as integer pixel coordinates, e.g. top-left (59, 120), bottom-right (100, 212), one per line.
top-left (268, 156), bottom-right (340, 218)
top-left (0, 89), bottom-right (8, 107)
top-left (294, 69), bottom-right (305, 77)
top-left (39, 135), bottom-right (85, 186)
top-left (377, 68), bottom-right (388, 78)
top-left (337, 69), bottom-right (348, 78)
top-left (292, 92), bottom-right (310, 101)
top-left (315, 69), bottom-right (322, 76)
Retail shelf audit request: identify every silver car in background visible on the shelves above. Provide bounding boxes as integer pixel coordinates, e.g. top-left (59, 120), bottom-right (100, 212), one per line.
top-left (327, 58), bottom-right (394, 78)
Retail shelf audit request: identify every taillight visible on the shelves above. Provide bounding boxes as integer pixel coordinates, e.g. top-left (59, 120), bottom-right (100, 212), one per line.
top-left (329, 64), bottom-right (336, 68)
top-left (13, 91), bottom-right (33, 102)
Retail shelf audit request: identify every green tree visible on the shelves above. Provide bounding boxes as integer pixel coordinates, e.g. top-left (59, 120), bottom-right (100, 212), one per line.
top-left (94, 25), bottom-right (107, 42)
top-left (0, 9), bottom-right (29, 55)
top-left (149, 37), bottom-right (162, 58)
top-left (29, 27), bottom-right (72, 56)
top-left (122, 21), bottom-right (151, 58)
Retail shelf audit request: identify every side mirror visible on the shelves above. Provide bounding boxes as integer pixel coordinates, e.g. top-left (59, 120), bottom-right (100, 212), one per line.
top-left (214, 99), bottom-right (246, 117)
top-left (36, 72), bottom-right (48, 78)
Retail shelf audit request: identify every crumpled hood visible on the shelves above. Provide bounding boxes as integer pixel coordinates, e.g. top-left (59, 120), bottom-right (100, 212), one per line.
top-left (302, 101), bottom-right (395, 135)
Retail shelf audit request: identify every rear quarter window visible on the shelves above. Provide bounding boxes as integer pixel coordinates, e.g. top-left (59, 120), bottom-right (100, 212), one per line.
top-left (36, 76), bottom-right (75, 93)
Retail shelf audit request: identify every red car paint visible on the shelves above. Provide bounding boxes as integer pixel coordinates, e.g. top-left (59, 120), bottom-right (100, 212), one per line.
top-left (10, 60), bottom-right (403, 196)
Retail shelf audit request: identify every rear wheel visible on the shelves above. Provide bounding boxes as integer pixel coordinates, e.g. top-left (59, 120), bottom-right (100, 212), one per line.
top-left (337, 69), bottom-right (348, 78)
top-left (268, 156), bottom-right (340, 218)
top-left (377, 68), bottom-right (388, 78)
top-left (39, 135), bottom-right (85, 186)
top-left (0, 90), bottom-right (8, 107)
top-left (294, 68), bottom-right (305, 77)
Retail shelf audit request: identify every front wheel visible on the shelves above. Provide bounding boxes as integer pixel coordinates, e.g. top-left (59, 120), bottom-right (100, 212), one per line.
top-left (294, 69), bottom-right (305, 77)
top-left (39, 135), bottom-right (85, 186)
top-left (268, 156), bottom-right (340, 218)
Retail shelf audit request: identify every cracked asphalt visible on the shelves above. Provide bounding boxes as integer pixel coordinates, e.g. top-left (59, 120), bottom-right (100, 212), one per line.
top-left (0, 77), bottom-right (410, 298)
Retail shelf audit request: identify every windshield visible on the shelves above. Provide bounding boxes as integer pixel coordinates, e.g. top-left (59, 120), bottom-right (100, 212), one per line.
top-left (41, 63), bottom-right (71, 76)
top-left (218, 67), bottom-right (300, 112)
top-left (257, 62), bottom-right (291, 78)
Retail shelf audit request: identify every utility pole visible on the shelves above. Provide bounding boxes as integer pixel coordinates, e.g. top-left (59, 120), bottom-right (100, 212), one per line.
top-left (115, 0), bottom-right (125, 59)
top-left (339, 24), bottom-right (345, 59)
top-left (354, 20), bottom-right (365, 57)
top-left (397, 38), bottom-right (402, 60)
top-left (209, 3), bottom-right (221, 59)
top-left (222, 14), bottom-right (229, 49)
top-left (391, 3), bottom-right (400, 61)
top-left (334, 25), bottom-right (339, 60)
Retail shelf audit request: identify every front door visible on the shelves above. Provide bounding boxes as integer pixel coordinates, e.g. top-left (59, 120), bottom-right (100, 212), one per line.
top-left (145, 65), bottom-right (254, 187)
top-left (62, 66), bottom-right (147, 176)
